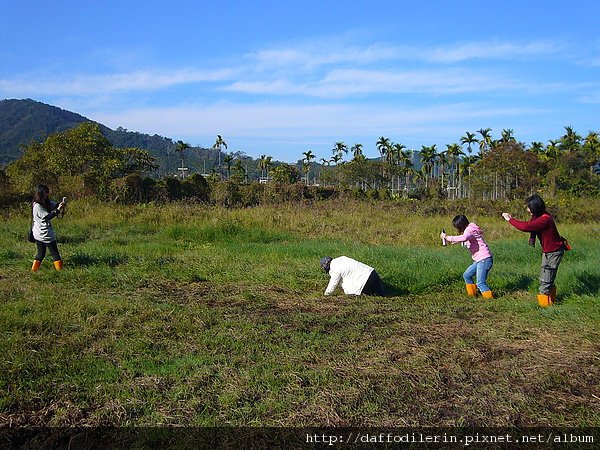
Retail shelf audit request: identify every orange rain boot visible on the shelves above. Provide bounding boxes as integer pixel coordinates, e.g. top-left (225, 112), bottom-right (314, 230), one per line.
top-left (31, 260), bottom-right (41, 272)
top-left (481, 290), bottom-right (494, 299)
top-left (53, 260), bottom-right (63, 271)
top-left (550, 285), bottom-right (557, 303)
top-left (537, 293), bottom-right (553, 307)
top-left (465, 284), bottom-right (477, 297)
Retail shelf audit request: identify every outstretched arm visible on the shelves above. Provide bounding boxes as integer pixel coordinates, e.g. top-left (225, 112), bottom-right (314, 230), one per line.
top-left (444, 229), bottom-right (471, 244)
top-left (506, 214), bottom-right (550, 232)
top-left (324, 273), bottom-right (342, 296)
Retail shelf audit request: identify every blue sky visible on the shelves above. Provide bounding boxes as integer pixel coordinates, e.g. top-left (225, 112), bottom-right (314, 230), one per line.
top-left (2, 0), bottom-right (599, 162)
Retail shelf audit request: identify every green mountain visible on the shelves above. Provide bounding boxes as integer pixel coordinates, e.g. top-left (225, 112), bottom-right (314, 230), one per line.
top-left (0, 99), bottom-right (264, 178)
top-left (0, 98), bottom-right (90, 164)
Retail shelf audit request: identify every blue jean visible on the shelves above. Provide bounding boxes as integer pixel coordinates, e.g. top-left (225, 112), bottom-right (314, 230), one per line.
top-left (463, 257), bottom-right (493, 293)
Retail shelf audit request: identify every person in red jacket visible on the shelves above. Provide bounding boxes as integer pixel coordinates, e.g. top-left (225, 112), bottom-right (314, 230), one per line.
top-left (502, 194), bottom-right (567, 307)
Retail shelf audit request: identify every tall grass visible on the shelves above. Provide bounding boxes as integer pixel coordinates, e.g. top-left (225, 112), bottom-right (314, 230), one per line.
top-left (1, 199), bottom-right (599, 426)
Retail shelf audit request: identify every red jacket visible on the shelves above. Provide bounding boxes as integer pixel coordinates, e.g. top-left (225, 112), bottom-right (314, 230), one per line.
top-left (508, 213), bottom-right (564, 253)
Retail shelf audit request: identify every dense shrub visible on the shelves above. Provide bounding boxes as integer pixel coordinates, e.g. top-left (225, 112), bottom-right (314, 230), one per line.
top-left (164, 177), bottom-right (182, 200)
top-left (239, 182), bottom-right (265, 206)
top-left (181, 174), bottom-right (210, 202)
top-left (210, 180), bottom-right (242, 207)
top-left (111, 174), bottom-right (158, 203)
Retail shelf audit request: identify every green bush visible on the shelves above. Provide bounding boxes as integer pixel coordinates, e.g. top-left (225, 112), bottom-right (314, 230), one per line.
top-left (210, 180), bottom-right (242, 207)
top-left (239, 182), bottom-right (265, 206)
top-left (164, 176), bottom-right (182, 200)
top-left (181, 174), bottom-right (210, 202)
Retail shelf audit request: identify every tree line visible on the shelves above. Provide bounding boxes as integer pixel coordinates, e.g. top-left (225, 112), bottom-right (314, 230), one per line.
top-left (1, 122), bottom-right (598, 207)
top-left (299, 127), bottom-right (600, 201)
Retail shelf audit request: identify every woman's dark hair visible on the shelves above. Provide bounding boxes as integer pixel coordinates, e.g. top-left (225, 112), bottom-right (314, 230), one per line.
top-left (33, 184), bottom-right (52, 211)
top-left (452, 215), bottom-right (469, 233)
top-left (526, 194), bottom-right (546, 217)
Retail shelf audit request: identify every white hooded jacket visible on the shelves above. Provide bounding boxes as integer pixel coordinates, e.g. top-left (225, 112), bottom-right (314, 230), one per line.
top-left (324, 256), bottom-right (374, 296)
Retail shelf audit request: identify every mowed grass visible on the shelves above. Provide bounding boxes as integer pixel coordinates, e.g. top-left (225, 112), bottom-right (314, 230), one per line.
top-left (0, 199), bottom-right (599, 426)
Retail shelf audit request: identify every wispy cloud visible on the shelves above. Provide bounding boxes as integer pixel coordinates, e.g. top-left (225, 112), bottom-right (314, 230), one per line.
top-left (224, 38), bottom-right (567, 97)
top-left (0, 38), bottom-right (567, 101)
top-left (0, 68), bottom-right (235, 97)
top-left (243, 39), bottom-right (564, 72)
top-left (224, 69), bottom-right (515, 98)
top-left (423, 40), bottom-right (564, 63)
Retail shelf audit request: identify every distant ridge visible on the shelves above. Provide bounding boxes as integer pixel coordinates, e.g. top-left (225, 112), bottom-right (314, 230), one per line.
top-left (0, 99), bottom-right (91, 164)
top-left (0, 99), bottom-right (194, 173)
top-left (0, 98), bottom-right (270, 177)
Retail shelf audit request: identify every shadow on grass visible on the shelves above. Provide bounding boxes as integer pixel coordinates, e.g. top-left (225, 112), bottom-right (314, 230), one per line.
top-left (383, 282), bottom-right (409, 297)
top-left (575, 273), bottom-right (600, 295)
top-left (70, 253), bottom-right (129, 267)
top-left (503, 275), bottom-right (535, 292)
top-left (57, 235), bottom-right (88, 245)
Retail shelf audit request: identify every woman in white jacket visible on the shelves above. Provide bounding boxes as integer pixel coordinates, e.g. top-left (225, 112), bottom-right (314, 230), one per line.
top-left (31, 184), bottom-right (66, 271)
top-left (320, 256), bottom-right (385, 296)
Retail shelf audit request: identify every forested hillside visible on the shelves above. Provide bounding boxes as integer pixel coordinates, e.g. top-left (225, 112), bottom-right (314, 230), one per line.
top-left (0, 99), bottom-right (241, 176)
top-left (0, 99), bottom-right (182, 165)
top-left (0, 99), bottom-right (90, 164)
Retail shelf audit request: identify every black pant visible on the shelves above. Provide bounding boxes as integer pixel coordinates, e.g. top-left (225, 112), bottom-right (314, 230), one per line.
top-left (362, 270), bottom-right (385, 296)
top-left (35, 240), bottom-right (61, 262)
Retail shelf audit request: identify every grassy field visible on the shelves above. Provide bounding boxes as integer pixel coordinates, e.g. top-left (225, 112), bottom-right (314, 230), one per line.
top-left (1, 199), bottom-right (599, 427)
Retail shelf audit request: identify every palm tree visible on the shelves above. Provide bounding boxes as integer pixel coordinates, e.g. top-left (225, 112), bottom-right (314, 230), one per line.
top-left (265, 156), bottom-right (273, 178)
top-left (583, 131), bottom-right (600, 155)
top-left (460, 131), bottom-right (477, 155)
top-left (436, 149), bottom-right (448, 194)
top-left (331, 154), bottom-right (343, 166)
top-left (546, 139), bottom-right (561, 160)
top-left (351, 143), bottom-right (364, 161)
top-left (223, 154), bottom-right (234, 180)
top-left (398, 149), bottom-right (414, 192)
top-left (477, 128), bottom-right (492, 153)
top-left (391, 143), bottom-right (406, 192)
top-left (258, 155), bottom-right (267, 179)
top-left (376, 136), bottom-right (391, 160)
top-left (212, 134), bottom-right (227, 175)
top-left (418, 145), bottom-right (437, 189)
top-left (560, 125), bottom-right (582, 153)
top-left (300, 162), bottom-right (310, 185)
top-left (332, 142), bottom-right (348, 160)
top-left (258, 154), bottom-right (273, 181)
top-left (529, 141), bottom-right (545, 155)
top-left (445, 143), bottom-right (464, 199)
top-left (331, 142), bottom-right (347, 186)
top-left (500, 128), bottom-right (516, 143)
top-left (302, 150), bottom-right (315, 184)
top-left (175, 140), bottom-right (191, 178)
top-left (584, 131), bottom-right (600, 147)
top-left (376, 136), bottom-right (392, 184)
top-left (583, 131), bottom-right (600, 174)
top-left (459, 154), bottom-right (480, 199)
top-left (319, 157), bottom-right (330, 185)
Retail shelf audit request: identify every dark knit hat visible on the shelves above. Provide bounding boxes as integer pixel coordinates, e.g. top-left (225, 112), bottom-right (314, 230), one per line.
top-left (320, 256), bottom-right (332, 272)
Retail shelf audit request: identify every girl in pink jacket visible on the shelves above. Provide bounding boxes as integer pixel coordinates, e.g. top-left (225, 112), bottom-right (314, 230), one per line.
top-left (440, 215), bottom-right (494, 298)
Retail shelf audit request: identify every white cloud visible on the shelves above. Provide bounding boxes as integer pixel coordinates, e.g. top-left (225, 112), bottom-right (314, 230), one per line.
top-left (0, 38), bottom-right (567, 101)
top-left (0, 68), bottom-right (235, 96)
top-left (243, 39), bottom-right (563, 73)
top-left (225, 68), bottom-right (523, 97)
top-left (248, 42), bottom-right (399, 71)
top-left (424, 40), bottom-right (563, 63)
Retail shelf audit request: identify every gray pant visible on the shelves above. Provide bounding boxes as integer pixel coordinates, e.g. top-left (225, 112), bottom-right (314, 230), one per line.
top-left (539, 249), bottom-right (564, 294)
